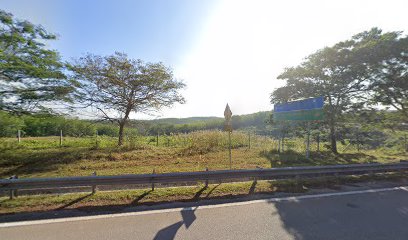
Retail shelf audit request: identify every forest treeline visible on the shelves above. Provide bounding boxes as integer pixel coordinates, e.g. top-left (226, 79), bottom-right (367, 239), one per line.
top-left (0, 111), bottom-right (271, 137)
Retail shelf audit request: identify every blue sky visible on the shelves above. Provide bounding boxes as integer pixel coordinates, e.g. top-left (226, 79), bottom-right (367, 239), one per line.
top-left (2, 0), bottom-right (408, 119)
top-left (1, 0), bottom-right (216, 65)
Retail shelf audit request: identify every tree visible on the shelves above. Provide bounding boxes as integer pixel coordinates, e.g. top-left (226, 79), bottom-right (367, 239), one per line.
top-left (368, 34), bottom-right (408, 120)
top-left (0, 10), bottom-right (72, 113)
top-left (270, 28), bottom-right (399, 153)
top-left (70, 52), bottom-right (185, 145)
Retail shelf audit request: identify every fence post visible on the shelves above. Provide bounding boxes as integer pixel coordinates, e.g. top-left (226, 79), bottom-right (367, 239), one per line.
top-left (156, 133), bottom-right (159, 147)
top-left (60, 130), bottom-right (63, 147)
top-left (17, 130), bottom-right (21, 143)
top-left (356, 133), bottom-right (360, 152)
top-left (248, 132), bottom-right (251, 149)
top-left (95, 130), bottom-right (99, 148)
top-left (9, 175), bottom-right (18, 199)
top-left (405, 134), bottom-right (407, 152)
top-left (92, 171), bottom-right (97, 194)
top-left (152, 169), bottom-right (155, 191)
top-left (205, 167), bottom-right (209, 188)
top-left (317, 133), bottom-right (320, 152)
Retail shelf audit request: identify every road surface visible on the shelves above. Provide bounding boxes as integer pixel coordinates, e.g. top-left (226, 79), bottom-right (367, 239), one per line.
top-left (1, 186), bottom-right (408, 240)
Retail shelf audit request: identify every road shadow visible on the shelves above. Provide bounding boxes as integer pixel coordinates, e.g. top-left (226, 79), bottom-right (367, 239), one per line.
top-left (131, 190), bottom-right (152, 205)
top-left (249, 179), bottom-right (257, 194)
top-left (56, 194), bottom-right (93, 210)
top-left (268, 189), bottom-right (408, 239)
top-left (192, 186), bottom-right (207, 201)
top-left (191, 184), bottom-right (222, 200)
top-left (153, 207), bottom-right (197, 240)
top-left (204, 184), bottom-right (220, 198)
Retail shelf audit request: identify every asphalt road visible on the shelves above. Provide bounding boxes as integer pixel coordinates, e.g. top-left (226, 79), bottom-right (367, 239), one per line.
top-left (1, 186), bottom-right (408, 240)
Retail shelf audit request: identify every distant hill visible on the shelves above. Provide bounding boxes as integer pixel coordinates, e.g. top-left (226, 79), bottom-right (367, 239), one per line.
top-left (129, 111), bottom-right (272, 134)
top-left (146, 116), bottom-right (223, 125)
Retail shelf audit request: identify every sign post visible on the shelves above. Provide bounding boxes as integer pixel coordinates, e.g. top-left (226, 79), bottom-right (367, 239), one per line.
top-left (274, 97), bottom-right (324, 158)
top-left (306, 122), bottom-right (310, 158)
top-left (224, 104), bottom-right (232, 170)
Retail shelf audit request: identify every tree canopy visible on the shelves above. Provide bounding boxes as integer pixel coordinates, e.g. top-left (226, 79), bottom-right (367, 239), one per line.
top-left (0, 10), bottom-right (72, 113)
top-left (70, 52), bottom-right (185, 145)
top-left (367, 33), bottom-right (408, 120)
top-left (270, 28), bottom-right (407, 153)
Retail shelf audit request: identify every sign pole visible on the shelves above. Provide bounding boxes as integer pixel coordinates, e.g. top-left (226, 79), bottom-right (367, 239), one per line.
top-left (306, 122), bottom-right (310, 159)
top-left (224, 103), bottom-right (233, 170)
top-left (229, 131), bottom-right (232, 170)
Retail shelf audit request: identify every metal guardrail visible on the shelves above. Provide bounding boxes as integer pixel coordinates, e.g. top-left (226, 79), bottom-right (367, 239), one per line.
top-left (1, 162), bottom-right (407, 198)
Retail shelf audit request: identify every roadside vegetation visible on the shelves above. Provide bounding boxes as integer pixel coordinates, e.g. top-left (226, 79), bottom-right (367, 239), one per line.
top-left (0, 130), bottom-right (406, 178)
top-left (1, 173), bottom-right (406, 214)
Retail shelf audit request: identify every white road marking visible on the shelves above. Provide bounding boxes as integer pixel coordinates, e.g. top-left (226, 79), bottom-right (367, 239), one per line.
top-left (1, 186), bottom-right (407, 228)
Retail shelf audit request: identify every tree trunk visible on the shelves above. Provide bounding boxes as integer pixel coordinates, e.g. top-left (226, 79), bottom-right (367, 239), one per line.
top-left (327, 96), bottom-right (338, 154)
top-left (329, 122), bottom-right (338, 154)
top-left (118, 107), bottom-right (132, 146)
top-left (118, 121), bottom-right (126, 146)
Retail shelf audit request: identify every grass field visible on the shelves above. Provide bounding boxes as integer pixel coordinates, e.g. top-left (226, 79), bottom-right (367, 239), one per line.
top-left (1, 130), bottom-right (407, 178)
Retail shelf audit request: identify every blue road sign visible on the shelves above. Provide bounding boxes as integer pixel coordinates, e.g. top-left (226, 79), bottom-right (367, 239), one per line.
top-left (274, 96), bottom-right (324, 113)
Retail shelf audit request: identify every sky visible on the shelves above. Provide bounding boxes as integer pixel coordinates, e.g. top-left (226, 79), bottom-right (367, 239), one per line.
top-left (1, 0), bottom-right (408, 119)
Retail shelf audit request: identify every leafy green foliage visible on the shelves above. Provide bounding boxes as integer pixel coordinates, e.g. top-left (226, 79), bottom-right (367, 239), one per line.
top-left (271, 28), bottom-right (407, 153)
top-left (367, 34), bottom-right (408, 120)
top-left (0, 10), bottom-right (72, 113)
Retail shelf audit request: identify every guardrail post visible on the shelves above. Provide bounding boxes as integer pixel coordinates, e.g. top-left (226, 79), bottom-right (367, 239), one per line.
top-left (400, 160), bottom-right (407, 175)
top-left (9, 175), bottom-right (18, 200)
top-left (152, 169), bottom-right (155, 191)
top-left (334, 173), bottom-right (339, 185)
top-left (369, 170), bottom-right (374, 179)
top-left (92, 171), bottom-right (97, 194)
top-left (295, 175), bottom-right (301, 190)
top-left (205, 167), bottom-right (209, 188)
